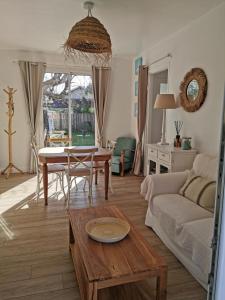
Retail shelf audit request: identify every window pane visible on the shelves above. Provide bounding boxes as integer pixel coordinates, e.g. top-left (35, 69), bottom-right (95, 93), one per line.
top-left (43, 73), bottom-right (95, 147)
top-left (43, 73), bottom-right (70, 145)
top-left (70, 75), bottom-right (95, 146)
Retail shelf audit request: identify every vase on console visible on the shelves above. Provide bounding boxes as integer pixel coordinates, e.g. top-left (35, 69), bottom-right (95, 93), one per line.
top-left (175, 134), bottom-right (181, 147)
top-left (174, 121), bottom-right (183, 148)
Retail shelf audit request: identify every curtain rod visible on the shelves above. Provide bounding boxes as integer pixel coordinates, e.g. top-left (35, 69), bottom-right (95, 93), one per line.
top-left (12, 60), bottom-right (47, 66)
top-left (11, 60), bottom-right (108, 69)
top-left (149, 53), bottom-right (172, 67)
top-left (12, 60), bottom-right (88, 68)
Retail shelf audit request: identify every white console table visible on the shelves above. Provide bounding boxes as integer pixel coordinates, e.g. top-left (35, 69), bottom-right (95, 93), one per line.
top-left (146, 144), bottom-right (197, 175)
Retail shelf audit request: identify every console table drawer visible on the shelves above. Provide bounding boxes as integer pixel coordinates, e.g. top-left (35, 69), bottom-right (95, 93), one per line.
top-left (148, 148), bottom-right (157, 158)
top-left (146, 144), bottom-right (197, 175)
top-left (158, 151), bottom-right (170, 163)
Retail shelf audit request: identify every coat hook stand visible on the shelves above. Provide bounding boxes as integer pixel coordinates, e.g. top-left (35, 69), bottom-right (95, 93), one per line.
top-left (1, 87), bottom-right (23, 178)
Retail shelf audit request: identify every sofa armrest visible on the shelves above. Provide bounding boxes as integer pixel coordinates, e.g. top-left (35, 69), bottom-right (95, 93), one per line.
top-left (141, 170), bottom-right (189, 203)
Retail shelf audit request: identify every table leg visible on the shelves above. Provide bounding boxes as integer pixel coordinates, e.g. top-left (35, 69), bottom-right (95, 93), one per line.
top-left (42, 163), bottom-right (48, 206)
top-left (87, 282), bottom-right (98, 300)
top-left (95, 170), bottom-right (98, 185)
top-left (156, 267), bottom-right (167, 300)
top-left (69, 221), bottom-right (75, 244)
top-left (104, 160), bottom-right (109, 200)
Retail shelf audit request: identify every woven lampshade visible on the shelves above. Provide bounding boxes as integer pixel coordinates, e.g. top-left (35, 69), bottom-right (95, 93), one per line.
top-left (64, 3), bottom-right (112, 65)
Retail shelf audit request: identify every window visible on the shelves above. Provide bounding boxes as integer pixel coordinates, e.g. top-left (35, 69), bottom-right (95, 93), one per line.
top-left (43, 72), bottom-right (95, 146)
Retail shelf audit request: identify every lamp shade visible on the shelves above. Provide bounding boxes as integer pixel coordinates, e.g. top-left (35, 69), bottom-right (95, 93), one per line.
top-left (154, 94), bottom-right (177, 109)
top-left (64, 1), bottom-right (112, 65)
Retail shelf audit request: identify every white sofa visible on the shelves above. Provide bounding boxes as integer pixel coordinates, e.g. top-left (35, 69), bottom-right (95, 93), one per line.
top-left (141, 153), bottom-right (218, 289)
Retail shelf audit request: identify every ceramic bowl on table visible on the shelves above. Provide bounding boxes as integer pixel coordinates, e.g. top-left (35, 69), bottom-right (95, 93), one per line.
top-left (85, 217), bottom-right (130, 243)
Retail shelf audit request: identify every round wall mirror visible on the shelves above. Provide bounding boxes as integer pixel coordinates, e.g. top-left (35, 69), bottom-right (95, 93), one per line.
top-left (179, 68), bottom-right (207, 112)
top-left (186, 79), bottom-right (199, 101)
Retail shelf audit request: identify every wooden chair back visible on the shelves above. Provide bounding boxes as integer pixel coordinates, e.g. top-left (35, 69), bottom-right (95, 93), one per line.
top-left (47, 136), bottom-right (72, 147)
top-left (64, 147), bottom-right (98, 173)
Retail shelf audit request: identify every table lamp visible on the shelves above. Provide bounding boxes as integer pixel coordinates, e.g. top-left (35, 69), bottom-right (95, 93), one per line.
top-left (154, 94), bottom-right (177, 145)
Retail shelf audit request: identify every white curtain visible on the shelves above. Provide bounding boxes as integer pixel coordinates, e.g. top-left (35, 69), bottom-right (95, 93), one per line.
top-left (19, 61), bottom-right (46, 173)
top-left (132, 65), bottom-right (149, 175)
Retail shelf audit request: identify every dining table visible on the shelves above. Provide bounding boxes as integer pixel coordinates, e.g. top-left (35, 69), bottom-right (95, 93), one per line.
top-left (38, 146), bottom-right (112, 206)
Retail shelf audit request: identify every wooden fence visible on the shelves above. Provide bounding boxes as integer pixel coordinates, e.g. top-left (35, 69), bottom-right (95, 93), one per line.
top-left (44, 111), bottom-right (95, 132)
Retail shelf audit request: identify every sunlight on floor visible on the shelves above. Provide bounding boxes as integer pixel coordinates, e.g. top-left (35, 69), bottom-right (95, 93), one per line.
top-left (0, 176), bottom-right (37, 214)
top-left (0, 216), bottom-right (14, 240)
top-left (0, 175), bottom-right (89, 214)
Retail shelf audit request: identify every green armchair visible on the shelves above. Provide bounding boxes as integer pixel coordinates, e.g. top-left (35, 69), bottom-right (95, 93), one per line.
top-left (111, 137), bottom-right (136, 176)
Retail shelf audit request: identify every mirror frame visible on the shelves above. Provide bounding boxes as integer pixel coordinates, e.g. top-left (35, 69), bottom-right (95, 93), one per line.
top-left (179, 68), bottom-right (207, 112)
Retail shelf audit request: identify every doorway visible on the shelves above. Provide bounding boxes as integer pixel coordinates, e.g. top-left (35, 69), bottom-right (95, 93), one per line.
top-left (144, 69), bottom-right (168, 175)
top-left (147, 69), bottom-right (168, 144)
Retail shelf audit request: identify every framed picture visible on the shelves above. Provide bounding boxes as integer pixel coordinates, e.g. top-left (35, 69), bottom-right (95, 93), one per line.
top-left (135, 81), bottom-right (138, 96)
top-left (134, 57), bottom-right (142, 75)
top-left (133, 102), bottom-right (138, 117)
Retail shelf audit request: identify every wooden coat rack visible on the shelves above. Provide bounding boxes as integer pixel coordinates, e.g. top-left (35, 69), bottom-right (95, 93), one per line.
top-left (2, 87), bottom-right (23, 178)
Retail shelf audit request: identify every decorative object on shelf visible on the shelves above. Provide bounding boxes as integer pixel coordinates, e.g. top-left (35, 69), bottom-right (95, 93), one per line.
top-left (154, 94), bottom-right (177, 145)
top-left (174, 120), bottom-right (183, 147)
top-left (180, 68), bottom-right (207, 112)
top-left (1, 87), bottom-right (23, 178)
top-left (182, 137), bottom-right (192, 150)
top-left (64, 1), bottom-right (112, 65)
top-left (134, 56), bottom-right (143, 75)
top-left (135, 80), bottom-right (138, 96)
top-left (85, 217), bottom-right (130, 243)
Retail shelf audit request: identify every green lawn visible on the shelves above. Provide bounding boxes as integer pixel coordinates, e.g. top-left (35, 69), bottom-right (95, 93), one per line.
top-left (72, 131), bottom-right (95, 146)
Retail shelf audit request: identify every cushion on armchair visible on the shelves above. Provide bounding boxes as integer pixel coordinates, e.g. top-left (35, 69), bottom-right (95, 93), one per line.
top-left (111, 137), bottom-right (136, 174)
top-left (113, 137), bottom-right (136, 158)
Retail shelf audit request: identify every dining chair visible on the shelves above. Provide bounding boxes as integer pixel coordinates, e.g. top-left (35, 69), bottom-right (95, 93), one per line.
top-left (47, 136), bottom-right (72, 147)
top-left (64, 147), bottom-right (98, 207)
top-left (31, 141), bottom-right (66, 200)
top-left (92, 142), bottom-right (115, 193)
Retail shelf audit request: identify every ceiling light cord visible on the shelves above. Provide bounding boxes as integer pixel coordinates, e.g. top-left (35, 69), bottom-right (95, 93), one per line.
top-left (84, 1), bottom-right (94, 17)
top-left (88, 7), bottom-right (92, 17)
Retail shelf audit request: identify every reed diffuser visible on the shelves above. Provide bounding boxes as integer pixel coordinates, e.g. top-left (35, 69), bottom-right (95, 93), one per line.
top-left (174, 121), bottom-right (183, 147)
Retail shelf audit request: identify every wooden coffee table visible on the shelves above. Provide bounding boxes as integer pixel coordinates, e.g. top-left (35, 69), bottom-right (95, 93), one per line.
top-left (68, 206), bottom-right (167, 300)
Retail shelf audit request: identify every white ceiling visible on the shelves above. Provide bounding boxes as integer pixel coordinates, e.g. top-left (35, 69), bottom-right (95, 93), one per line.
top-left (0, 0), bottom-right (223, 56)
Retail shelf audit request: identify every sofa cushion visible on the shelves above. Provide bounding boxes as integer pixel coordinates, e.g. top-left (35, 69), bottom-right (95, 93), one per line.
top-left (177, 218), bottom-right (213, 274)
top-left (192, 153), bottom-right (218, 180)
top-left (179, 174), bottom-right (216, 212)
top-left (199, 182), bottom-right (216, 212)
top-left (151, 194), bottom-right (213, 238)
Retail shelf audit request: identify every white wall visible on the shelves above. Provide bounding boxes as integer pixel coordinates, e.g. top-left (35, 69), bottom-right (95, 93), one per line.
top-left (131, 2), bottom-right (225, 155)
top-left (104, 56), bottom-right (133, 142)
top-left (0, 51), bottom-right (133, 172)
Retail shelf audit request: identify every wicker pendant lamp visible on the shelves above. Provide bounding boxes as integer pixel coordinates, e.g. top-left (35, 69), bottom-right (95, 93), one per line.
top-left (64, 1), bottom-right (112, 65)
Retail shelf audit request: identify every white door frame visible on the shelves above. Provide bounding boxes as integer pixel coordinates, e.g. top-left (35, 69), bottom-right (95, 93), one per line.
top-left (143, 56), bottom-right (172, 175)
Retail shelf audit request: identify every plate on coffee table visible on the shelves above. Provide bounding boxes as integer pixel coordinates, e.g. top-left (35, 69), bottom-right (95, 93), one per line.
top-left (85, 217), bottom-right (130, 243)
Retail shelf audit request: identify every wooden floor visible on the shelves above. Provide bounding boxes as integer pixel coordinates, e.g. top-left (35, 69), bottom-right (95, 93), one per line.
top-left (0, 173), bottom-right (207, 300)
